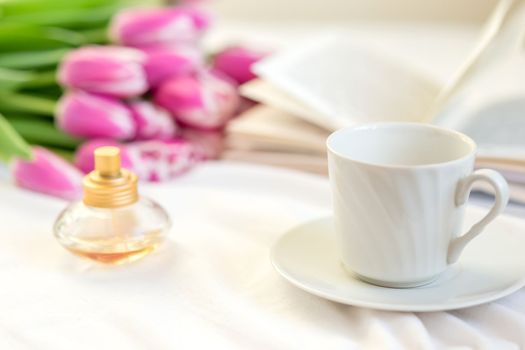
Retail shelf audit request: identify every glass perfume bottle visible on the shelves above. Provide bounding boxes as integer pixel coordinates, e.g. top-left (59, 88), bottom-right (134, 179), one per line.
top-left (54, 146), bottom-right (171, 264)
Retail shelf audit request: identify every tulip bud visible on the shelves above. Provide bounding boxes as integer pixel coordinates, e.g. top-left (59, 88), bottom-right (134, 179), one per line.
top-left (142, 46), bottom-right (202, 87)
top-left (180, 127), bottom-right (224, 160)
top-left (12, 147), bottom-right (83, 200)
top-left (109, 6), bottom-right (211, 48)
top-left (154, 70), bottom-right (240, 130)
top-left (129, 100), bottom-right (178, 140)
top-left (58, 46), bottom-right (148, 98)
top-left (212, 46), bottom-right (268, 84)
top-left (75, 139), bottom-right (198, 182)
top-left (56, 92), bottom-right (136, 140)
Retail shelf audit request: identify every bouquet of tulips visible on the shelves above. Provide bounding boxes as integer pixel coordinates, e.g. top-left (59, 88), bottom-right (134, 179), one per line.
top-left (0, 0), bottom-right (135, 163)
top-left (1, 1), bottom-right (267, 199)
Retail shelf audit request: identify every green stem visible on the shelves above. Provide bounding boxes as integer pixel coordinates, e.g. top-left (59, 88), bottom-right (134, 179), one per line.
top-left (0, 48), bottom-right (69, 69)
top-left (17, 71), bottom-right (58, 89)
top-left (0, 67), bottom-right (34, 89)
top-left (78, 27), bottom-right (108, 44)
top-left (0, 113), bottom-right (32, 162)
top-left (0, 91), bottom-right (56, 116)
top-left (9, 117), bottom-right (82, 149)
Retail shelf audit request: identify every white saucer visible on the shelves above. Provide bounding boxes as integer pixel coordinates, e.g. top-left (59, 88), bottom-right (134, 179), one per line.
top-left (271, 207), bottom-right (525, 312)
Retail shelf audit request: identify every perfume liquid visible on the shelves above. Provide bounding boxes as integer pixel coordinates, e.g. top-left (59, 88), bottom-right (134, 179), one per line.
top-left (66, 244), bottom-right (158, 264)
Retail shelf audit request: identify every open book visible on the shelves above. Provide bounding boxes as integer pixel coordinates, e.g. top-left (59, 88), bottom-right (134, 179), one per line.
top-left (245, 0), bottom-right (523, 132)
top-left (225, 0), bottom-right (525, 201)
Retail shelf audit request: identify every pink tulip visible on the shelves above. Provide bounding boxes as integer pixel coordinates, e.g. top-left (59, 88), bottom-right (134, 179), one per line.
top-left (56, 91), bottom-right (136, 140)
top-left (109, 6), bottom-right (211, 48)
top-left (12, 147), bottom-right (83, 200)
top-left (154, 70), bottom-right (240, 130)
top-left (75, 139), bottom-right (199, 182)
top-left (127, 139), bottom-right (199, 181)
top-left (58, 46), bottom-right (148, 98)
top-left (180, 128), bottom-right (224, 160)
top-left (142, 46), bottom-right (202, 87)
top-left (74, 139), bottom-right (133, 174)
top-left (212, 46), bottom-right (268, 84)
top-left (128, 100), bottom-right (178, 140)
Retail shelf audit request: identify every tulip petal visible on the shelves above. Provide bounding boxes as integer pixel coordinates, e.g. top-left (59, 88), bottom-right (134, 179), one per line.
top-left (75, 138), bottom-right (197, 182)
top-left (154, 70), bottom-right (240, 130)
top-left (12, 147), bottom-right (83, 200)
top-left (213, 46), bottom-right (268, 84)
top-left (126, 139), bottom-right (198, 182)
top-left (109, 7), bottom-right (211, 48)
top-left (56, 92), bottom-right (136, 140)
top-left (58, 46), bottom-right (148, 98)
top-left (129, 100), bottom-right (178, 140)
top-left (142, 46), bottom-right (202, 87)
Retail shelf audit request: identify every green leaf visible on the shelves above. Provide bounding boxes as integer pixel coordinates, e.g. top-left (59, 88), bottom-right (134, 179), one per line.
top-left (0, 67), bottom-right (35, 90)
top-left (0, 0), bottom-right (112, 15)
top-left (17, 85), bottom-right (63, 100)
top-left (2, 5), bottom-right (118, 30)
top-left (0, 91), bottom-right (56, 116)
top-left (0, 113), bottom-right (32, 162)
top-left (8, 116), bottom-right (82, 149)
top-left (78, 27), bottom-right (109, 44)
top-left (16, 70), bottom-right (58, 89)
top-left (0, 48), bottom-right (68, 69)
top-left (0, 68), bottom-right (58, 91)
top-left (0, 24), bottom-right (86, 51)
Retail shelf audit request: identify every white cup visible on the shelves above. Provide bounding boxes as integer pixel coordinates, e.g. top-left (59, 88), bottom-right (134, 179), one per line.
top-left (327, 123), bottom-right (509, 288)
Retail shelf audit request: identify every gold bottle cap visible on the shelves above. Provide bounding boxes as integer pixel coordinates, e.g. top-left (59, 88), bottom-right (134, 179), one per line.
top-left (83, 147), bottom-right (138, 208)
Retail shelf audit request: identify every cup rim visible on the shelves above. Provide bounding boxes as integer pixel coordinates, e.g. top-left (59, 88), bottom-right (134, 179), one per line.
top-left (326, 122), bottom-right (477, 169)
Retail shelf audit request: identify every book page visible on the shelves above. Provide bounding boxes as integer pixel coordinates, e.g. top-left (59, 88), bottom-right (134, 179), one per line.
top-left (250, 0), bottom-right (516, 129)
top-left (429, 0), bottom-right (516, 119)
top-left (435, 52), bottom-right (525, 161)
top-left (227, 105), bottom-right (328, 154)
top-left (253, 35), bottom-right (441, 129)
top-left (241, 79), bottom-right (335, 130)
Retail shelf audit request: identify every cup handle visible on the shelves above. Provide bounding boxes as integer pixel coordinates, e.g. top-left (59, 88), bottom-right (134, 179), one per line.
top-left (447, 169), bottom-right (509, 263)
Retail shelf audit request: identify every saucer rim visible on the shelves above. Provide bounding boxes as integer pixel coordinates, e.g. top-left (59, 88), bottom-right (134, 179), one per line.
top-left (270, 215), bottom-right (525, 312)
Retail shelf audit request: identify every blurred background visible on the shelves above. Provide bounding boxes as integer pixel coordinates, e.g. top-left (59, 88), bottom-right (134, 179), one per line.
top-left (210, 0), bottom-right (496, 22)
top-left (1, 0), bottom-right (524, 205)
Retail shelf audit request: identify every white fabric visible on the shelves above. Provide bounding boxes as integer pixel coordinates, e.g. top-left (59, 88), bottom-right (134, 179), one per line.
top-left (1, 162), bottom-right (524, 350)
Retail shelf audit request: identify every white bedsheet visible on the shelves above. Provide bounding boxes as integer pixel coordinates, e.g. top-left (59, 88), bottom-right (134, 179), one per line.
top-left (0, 162), bottom-right (524, 349)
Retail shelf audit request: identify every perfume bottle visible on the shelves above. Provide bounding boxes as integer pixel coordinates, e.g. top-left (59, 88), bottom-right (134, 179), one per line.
top-left (54, 146), bottom-right (171, 264)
